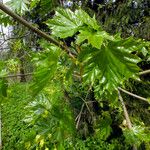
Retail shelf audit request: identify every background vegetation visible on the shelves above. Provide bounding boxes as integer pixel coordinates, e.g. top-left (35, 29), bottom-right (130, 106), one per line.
top-left (0, 0), bottom-right (150, 150)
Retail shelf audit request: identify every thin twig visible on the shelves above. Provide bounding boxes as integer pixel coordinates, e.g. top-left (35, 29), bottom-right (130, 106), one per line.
top-left (1, 68), bottom-right (150, 79)
top-left (0, 73), bottom-right (33, 79)
top-left (118, 87), bottom-right (149, 103)
top-left (139, 69), bottom-right (150, 76)
top-left (75, 103), bottom-right (84, 129)
top-left (0, 33), bottom-right (30, 46)
top-left (59, 0), bottom-right (63, 6)
top-left (118, 90), bottom-right (137, 150)
top-left (81, 97), bottom-right (93, 116)
top-left (118, 90), bottom-right (132, 129)
top-left (75, 85), bottom-right (92, 129)
top-left (0, 72), bottom-right (81, 79)
top-left (85, 101), bottom-right (96, 103)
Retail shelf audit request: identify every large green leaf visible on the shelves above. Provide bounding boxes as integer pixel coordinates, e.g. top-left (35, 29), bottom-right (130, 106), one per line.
top-left (79, 37), bottom-right (141, 97)
top-left (46, 9), bottom-right (100, 38)
top-left (46, 9), bottom-right (82, 38)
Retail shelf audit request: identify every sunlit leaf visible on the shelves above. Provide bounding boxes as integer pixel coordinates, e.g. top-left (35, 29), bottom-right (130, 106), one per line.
top-left (79, 37), bottom-right (141, 97)
top-left (6, 0), bottom-right (29, 14)
top-left (123, 125), bottom-right (150, 146)
top-left (75, 9), bottom-right (100, 30)
top-left (46, 8), bottom-right (100, 38)
top-left (76, 29), bottom-right (113, 49)
top-left (46, 9), bottom-right (82, 38)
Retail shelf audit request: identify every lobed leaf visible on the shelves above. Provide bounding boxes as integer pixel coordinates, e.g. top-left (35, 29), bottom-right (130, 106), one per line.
top-left (46, 8), bottom-right (100, 38)
top-left (46, 9), bottom-right (82, 38)
top-left (79, 37), bottom-right (141, 97)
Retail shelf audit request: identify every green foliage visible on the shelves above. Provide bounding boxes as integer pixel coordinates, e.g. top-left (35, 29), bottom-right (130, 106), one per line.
top-left (0, 79), bottom-right (8, 97)
top-left (30, 0), bottom-right (40, 9)
top-left (29, 0), bottom-right (60, 24)
top-left (31, 42), bottom-right (61, 95)
top-left (47, 8), bottom-right (142, 98)
top-left (123, 125), bottom-right (150, 147)
top-left (94, 111), bottom-right (112, 140)
top-left (46, 8), bottom-right (100, 38)
top-left (65, 136), bottom-right (126, 150)
top-left (46, 9), bottom-right (83, 38)
top-left (81, 37), bottom-right (141, 98)
top-left (2, 83), bottom-right (35, 150)
top-left (25, 81), bottom-right (75, 149)
top-left (76, 29), bottom-right (112, 49)
top-left (6, 0), bottom-right (29, 14)
top-left (0, 11), bottom-right (12, 26)
top-left (0, 1), bottom-right (150, 150)
top-left (6, 59), bottom-right (19, 73)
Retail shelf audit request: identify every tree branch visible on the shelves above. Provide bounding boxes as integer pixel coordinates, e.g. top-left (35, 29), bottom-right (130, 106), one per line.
top-left (0, 72), bottom-right (81, 79)
top-left (139, 69), bottom-right (150, 76)
top-left (1, 68), bottom-right (150, 80)
top-left (0, 2), bottom-right (76, 60)
top-left (118, 90), bottom-right (137, 150)
top-left (75, 103), bottom-right (84, 129)
top-left (118, 90), bottom-right (132, 129)
top-left (118, 87), bottom-right (149, 104)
